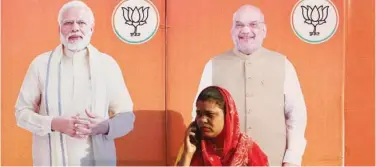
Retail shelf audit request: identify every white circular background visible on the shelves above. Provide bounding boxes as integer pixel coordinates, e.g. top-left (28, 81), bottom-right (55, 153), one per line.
top-left (291, 0), bottom-right (339, 44)
top-left (112, 0), bottom-right (160, 44)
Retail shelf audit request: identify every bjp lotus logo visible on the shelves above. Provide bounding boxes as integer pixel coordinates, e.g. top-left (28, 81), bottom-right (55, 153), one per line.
top-left (122, 6), bottom-right (150, 36)
top-left (291, 0), bottom-right (338, 44)
top-left (112, 0), bottom-right (160, 45)
top-left (301, 5), bottom-right (329, 36)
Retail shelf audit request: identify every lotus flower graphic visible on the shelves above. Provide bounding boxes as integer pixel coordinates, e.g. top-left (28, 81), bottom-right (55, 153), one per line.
top-left (122, 6), bottom-right (149, 37)
top-left (301, 5), bottom-right (329, 36)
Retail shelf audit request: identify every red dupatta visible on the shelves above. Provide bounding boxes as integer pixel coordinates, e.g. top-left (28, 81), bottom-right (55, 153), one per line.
top-left (190, 86), bottom-right (269, 166)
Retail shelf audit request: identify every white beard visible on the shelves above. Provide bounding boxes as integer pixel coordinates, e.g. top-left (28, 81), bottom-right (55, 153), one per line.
top-left (60, 32), bottom-right (92, 51)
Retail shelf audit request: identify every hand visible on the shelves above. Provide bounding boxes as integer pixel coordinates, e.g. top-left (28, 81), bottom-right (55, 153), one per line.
top-left (282, 162), bottom-right (299, 166)
top-left (71, 114), bottom-right (90, 139)
top-left (51, 116), bottom-right (85, 138)
top-left (74, 110), bottom-right (109, 136)
top-left (183, 122), bottom-right (198, 156)
top-left (176, 123), bottom-right (198, 166)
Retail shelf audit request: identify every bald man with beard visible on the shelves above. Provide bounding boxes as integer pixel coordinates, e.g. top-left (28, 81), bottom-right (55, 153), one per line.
top-left (191, 5), bottom-right (307, 166)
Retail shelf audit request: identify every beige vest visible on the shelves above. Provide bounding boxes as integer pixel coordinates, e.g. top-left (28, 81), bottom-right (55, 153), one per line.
top-left (211, 47), bottom-right (286, 165)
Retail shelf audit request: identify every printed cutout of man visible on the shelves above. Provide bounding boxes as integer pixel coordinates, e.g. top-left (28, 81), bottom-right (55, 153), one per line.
top-left (15, 1), bottom-right (135, 166)
top-left (192, 5), bottom-right (307, 166)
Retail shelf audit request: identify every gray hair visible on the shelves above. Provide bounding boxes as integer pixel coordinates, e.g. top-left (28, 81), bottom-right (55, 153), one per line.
top-left (57, 0), bottom-right (95, 26)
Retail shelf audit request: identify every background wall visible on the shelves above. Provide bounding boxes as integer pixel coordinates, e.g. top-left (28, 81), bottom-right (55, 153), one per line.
top-left (344, 0), bottom-right (375, 165)
top-left (1, 0), bottom-right (374, 166)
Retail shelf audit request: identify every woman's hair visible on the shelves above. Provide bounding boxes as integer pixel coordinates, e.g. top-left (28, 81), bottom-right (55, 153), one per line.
top-left (197, 86), bottom-right (225, 111)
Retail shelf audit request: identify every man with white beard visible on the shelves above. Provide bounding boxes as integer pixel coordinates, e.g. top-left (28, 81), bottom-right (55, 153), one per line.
top-left (15, 1), bottom-right (135, 166)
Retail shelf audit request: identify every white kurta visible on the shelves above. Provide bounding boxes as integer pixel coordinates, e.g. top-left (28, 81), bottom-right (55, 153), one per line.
top-left (60, 51), bottom-right (94, 165)
top-left (15, 44), bottom-right (135, 166)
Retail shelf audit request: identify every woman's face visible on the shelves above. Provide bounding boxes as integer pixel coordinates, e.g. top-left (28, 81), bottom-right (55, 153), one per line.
top-left (195, 100), bottom-right (225, 138)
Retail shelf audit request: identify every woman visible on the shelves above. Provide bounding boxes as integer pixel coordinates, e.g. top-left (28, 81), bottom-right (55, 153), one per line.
top-left (176, 86), bottom-right (269, 166)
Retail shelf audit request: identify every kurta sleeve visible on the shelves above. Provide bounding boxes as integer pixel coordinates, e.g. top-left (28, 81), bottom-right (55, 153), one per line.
top-left (105, 56), bottom-right (135, 140)
top-left (15, 57), bottom-right (54, 136)
top-left (283, 59), bottom-right (307, 165)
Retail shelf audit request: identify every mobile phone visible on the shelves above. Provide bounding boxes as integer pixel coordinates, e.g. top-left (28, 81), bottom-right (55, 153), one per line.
top-left (189, 121), bottom-right (201, 147)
